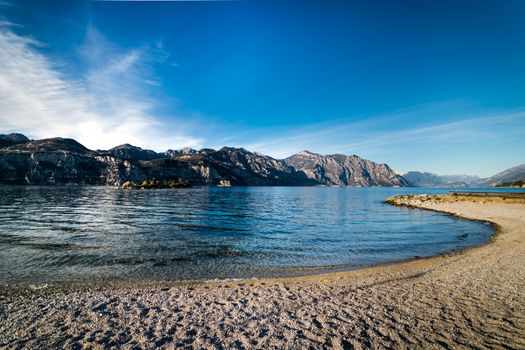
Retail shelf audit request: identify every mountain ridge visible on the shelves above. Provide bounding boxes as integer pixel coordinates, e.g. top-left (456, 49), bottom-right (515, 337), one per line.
top-left (473, 163), bottom-right (525, 187)
top-left (402, 171), bottom-right (480, 187)
top-left (285, 150), bottom-right (407, 187)
top-left (0, 134), bottom-right (406, 187)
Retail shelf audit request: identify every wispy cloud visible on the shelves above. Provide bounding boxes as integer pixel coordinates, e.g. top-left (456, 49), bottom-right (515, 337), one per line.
top-left (236, 104), bottom-right (525, 175)
top-left (0, 25), bottom-right (203, 151)
top-left (0, 20), bottom-right (21, 27)
top-left (0, 23), bottom-right (522, 177)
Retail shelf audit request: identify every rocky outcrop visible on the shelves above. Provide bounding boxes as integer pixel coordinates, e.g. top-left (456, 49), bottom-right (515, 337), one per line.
top-left (121, 179), bottom-right (191, 189)
top-left (285, 151), bottom-right (407, 186)
top-left (385, 193), bottom-right (525, 205)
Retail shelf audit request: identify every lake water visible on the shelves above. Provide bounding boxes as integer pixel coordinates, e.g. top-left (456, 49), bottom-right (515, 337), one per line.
top-left (1, 186), bottom-right (516, 283)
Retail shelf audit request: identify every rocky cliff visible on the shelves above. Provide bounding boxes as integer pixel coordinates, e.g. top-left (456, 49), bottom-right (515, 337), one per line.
top-left (173, 147), bottom-right (315, 186)
top-left (285, 151), bottom-right (407, 187)
top-left (0, 134), bottom-right (407, 187)
top-left (0, 138), bottom-right (137, 185)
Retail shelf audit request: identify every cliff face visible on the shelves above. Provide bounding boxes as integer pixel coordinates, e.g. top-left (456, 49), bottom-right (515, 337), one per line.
top-left (0, 138), bottom-right (136, 185)
top-left (0, 135), bottom-right (406, 187)
top-left (173, 147), bottom-right (315, 186)
top-left (285, 151), bottom-right (408, 187)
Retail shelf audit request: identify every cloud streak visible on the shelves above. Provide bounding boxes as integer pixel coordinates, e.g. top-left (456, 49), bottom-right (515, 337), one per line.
top-left (238, 106), bottom-right (524, 158)
top-left (0, 25), bottom-right (203, 151)
top-left (0, 23), bottom-right (523, 177)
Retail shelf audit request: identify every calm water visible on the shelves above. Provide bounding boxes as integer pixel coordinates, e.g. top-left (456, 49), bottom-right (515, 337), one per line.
top-left (1, 186), bottom-right (517, 283)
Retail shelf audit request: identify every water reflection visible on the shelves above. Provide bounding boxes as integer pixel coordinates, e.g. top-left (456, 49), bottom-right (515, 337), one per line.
top-left (0, 186), bottom-right (501, 283)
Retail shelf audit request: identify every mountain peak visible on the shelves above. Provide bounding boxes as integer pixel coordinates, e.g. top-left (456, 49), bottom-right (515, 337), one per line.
top-left (107, 144), bottom-right (161, 161)
top-left (285, 152), bottom-right (406, 186)
top-left (0, 133), bottom-right (30, 148)
top-left (0, 137), bottom-right (90, 154)
top-left (296, 150), bottom-right (319, 157)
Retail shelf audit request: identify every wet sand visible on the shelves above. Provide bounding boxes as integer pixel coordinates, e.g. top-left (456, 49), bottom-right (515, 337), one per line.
top-left (1, 194), bottom-right (524, 349)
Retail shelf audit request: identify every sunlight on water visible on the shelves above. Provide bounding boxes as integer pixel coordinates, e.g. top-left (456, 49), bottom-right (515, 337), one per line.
top-left (0, 186), bottom-right (503, 283)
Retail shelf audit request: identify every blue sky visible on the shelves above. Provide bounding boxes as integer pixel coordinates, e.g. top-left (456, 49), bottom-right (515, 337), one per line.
top-left (0, 0), bottom-right (524, 177)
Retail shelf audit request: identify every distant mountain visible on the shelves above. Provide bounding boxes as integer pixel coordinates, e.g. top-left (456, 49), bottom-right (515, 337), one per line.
top-left (473, 163), bottom-right (525, 187)
top-left (402, 171), bottom-right (480, 187)
top-left (106, 144), bottom-right (162, 161)
top-left (439, 174), bottom-right (481, 184)
top-left (494, 179), bottom-right (525, 188)
top-left (0, 133), bottom-right (30, 148)
top-left (0, 134), bottom-right (407, 187)
top-left (165, 147), bottom-right (197, 159)
top-left (285, 151), bottom-right (407, 187)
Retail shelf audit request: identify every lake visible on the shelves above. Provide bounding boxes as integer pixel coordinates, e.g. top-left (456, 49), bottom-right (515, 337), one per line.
top-left (1, 186), bottom-right (513, 283)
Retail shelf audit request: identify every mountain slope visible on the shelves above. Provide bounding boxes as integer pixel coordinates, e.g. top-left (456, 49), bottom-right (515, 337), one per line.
top-left (285, 151), bottom-right (407, 187)
top-left (0, 134), bottom-right (407, 187)
top-left (0, 138), bottom-right (121, 185)
top-left (402, 171), bottom-right (480, 187)
top-left (172, 147), bottom-right (315, 186)
top-left (106, 144), bottom-right (162, 161)
top-left (474, 163), bottom-right (525, 187)
top-left (0, 133), bottom-right (30, 148)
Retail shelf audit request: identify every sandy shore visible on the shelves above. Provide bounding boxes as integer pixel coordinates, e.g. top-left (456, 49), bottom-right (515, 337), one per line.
top-left (1, 194), bottom-right (524, 349)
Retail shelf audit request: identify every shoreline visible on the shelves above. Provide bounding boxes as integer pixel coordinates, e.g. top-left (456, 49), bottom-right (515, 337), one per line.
top-left (0, 196), bottom-right (499, 291)
top-left (1, 194), bottom-right (524, 348)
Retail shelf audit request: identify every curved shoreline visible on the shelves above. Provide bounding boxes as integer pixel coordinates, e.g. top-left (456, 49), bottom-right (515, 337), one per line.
top-left (1, 194), bottom-right (524, 349)
top-left (0, 197), bottom-right (497, 290)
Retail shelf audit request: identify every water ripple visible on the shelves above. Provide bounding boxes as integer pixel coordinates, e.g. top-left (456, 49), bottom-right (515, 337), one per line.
top-left (0, 186), bottom-right (501, 283)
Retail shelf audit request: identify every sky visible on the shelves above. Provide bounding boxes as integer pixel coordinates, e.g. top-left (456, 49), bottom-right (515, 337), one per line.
top-left (0, 0), bottom-right (524, 177)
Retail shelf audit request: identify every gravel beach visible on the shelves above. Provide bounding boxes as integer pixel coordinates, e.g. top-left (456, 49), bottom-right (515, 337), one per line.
top-left (1, 194), bottom-right (524, 349)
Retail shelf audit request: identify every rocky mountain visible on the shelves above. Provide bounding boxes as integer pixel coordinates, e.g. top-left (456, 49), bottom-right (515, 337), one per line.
top-left (494, 179), bottom-right (525, 188)
top-left (0, 137), bottom-right (214, 186)
top-left (173, 147), bottom-right (315, 186)
top-left (165, 147), bottom-right (196, 158)
top-left (0, 133), bottom-right (30, 148)
top-left (0, 134), bottom-right (407, 187)
top-left (402, 171), bottom-right (480, 187)
top-left (105, 144), bottom-right (162, 161)
top-left (284, 151), bottom-right (407, 187)
top-left (473, 163), bottom-right (525, 187)
top-left (0, 138), bottom-right (135, 185)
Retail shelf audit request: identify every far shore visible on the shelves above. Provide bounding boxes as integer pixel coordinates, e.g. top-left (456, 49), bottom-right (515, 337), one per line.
top-left (1, 194), bottom-right (524, 349)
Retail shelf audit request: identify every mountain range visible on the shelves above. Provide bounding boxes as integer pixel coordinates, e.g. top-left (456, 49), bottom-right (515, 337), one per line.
top-left (0, 134), bottom-right (406, 187)
top-left (403, 165), bottom-right (525, 188)
top-left (402, 171), bottom-right (480, 187)
top-left (472, 163), bottom-right (525, 188)
top-left (1, 133), bottom-right (523, 188)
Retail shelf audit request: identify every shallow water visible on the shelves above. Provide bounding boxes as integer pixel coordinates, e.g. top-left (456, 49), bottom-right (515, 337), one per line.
top-left (0, 186), bottom-right (516, 283)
